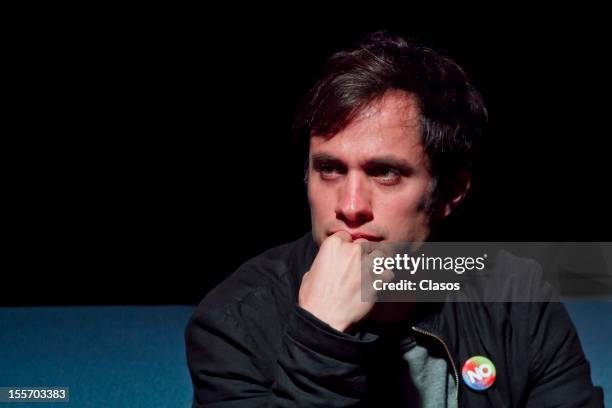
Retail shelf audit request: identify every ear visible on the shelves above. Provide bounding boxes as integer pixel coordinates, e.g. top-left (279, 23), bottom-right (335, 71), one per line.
top-left (437, 170), bottom-right (471, 218)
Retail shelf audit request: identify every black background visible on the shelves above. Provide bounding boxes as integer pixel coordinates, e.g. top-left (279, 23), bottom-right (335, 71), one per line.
top-left (6, 10), bottom-right (611, 305)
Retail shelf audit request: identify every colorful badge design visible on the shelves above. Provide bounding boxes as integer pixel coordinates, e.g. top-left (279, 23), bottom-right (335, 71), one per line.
top-left (462, 355), bottom-right (496, 391)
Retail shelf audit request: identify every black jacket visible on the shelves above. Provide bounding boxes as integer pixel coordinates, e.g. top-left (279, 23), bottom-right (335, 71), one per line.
top-left (185, 233), bottom-right (604, 407)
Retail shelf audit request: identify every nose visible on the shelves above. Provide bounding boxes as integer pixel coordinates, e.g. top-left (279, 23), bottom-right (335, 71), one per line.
top-left (335, 171), bottom-right (373, 227)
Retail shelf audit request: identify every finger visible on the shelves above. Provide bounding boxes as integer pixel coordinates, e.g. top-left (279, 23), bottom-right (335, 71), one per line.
top-left (380, 269), bottom-right (395, 283)
top-left (363, 248), bottom-right (386, 266)
top-left (330, 230), bottom-right (352, 242)
top-left (363, 249), bottom-right (387, 276)
top-left (359, 240), bottom-right (380, 255)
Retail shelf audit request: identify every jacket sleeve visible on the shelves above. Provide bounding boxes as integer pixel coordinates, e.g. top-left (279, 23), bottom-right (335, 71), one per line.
top-left (185, 303), bottom-right (375, 407)
top-left (525, 301), bottom-right (604, 407)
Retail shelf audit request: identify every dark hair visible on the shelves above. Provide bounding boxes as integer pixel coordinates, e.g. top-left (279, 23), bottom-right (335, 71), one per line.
top-left (294, 31), bottom-right (487, 207)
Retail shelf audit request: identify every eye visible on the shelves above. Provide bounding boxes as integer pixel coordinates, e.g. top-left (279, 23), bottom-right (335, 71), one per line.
top-left (319, 164), bottom-right (342, 180)
top-left (369, 167), bottom-right (401, 185)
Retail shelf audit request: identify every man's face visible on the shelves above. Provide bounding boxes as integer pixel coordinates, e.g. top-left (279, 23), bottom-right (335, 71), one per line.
top-left (308, 91), bottom-right (436, 246)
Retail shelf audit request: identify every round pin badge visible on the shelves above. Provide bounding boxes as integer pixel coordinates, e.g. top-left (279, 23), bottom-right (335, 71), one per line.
top-left (461, 356), bottom-right (496, 391)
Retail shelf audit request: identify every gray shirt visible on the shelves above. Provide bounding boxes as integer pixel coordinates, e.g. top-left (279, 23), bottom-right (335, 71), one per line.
top-left (399, 335), bottom-right (456, 408)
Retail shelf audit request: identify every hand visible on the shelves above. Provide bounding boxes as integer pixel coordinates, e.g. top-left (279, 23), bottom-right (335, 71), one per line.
top-left (298, 231), bottom-right (392, 332)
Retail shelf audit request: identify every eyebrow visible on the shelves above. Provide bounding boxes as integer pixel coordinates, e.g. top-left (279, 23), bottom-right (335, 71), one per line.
top-left (363, 155), bottom-right (414, 173)
top-left (311, 153), bottom-right (414, 174)
top-left (311, 153), bottom-right (342, 164)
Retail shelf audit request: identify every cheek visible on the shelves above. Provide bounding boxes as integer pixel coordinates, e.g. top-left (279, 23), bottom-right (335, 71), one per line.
top-left (307, 181), bottom-right (336, 245)
top-left (307, 181), bottom-right (332, 219)
top-left (377, 200), bottom-right (419, 226)
top-left (378, 188), bottom-right (427, 215)
top-left (375, 186), bottom-right (432, 227)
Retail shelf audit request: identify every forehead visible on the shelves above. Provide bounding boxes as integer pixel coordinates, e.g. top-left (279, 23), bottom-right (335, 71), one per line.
top-left (309, 91), bottom-right (426, 164)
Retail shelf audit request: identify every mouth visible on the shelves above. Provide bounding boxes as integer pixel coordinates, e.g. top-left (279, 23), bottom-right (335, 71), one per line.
top-left (328, 230), bottom-right (384, 242)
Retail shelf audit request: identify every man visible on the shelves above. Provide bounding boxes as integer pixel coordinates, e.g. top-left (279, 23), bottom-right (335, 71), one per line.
top-left (186, 32), bottom-right (603, 406)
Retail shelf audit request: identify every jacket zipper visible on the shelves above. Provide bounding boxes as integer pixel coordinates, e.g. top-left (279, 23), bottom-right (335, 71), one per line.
top-left (411, 326), bottom-right (460, 408)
